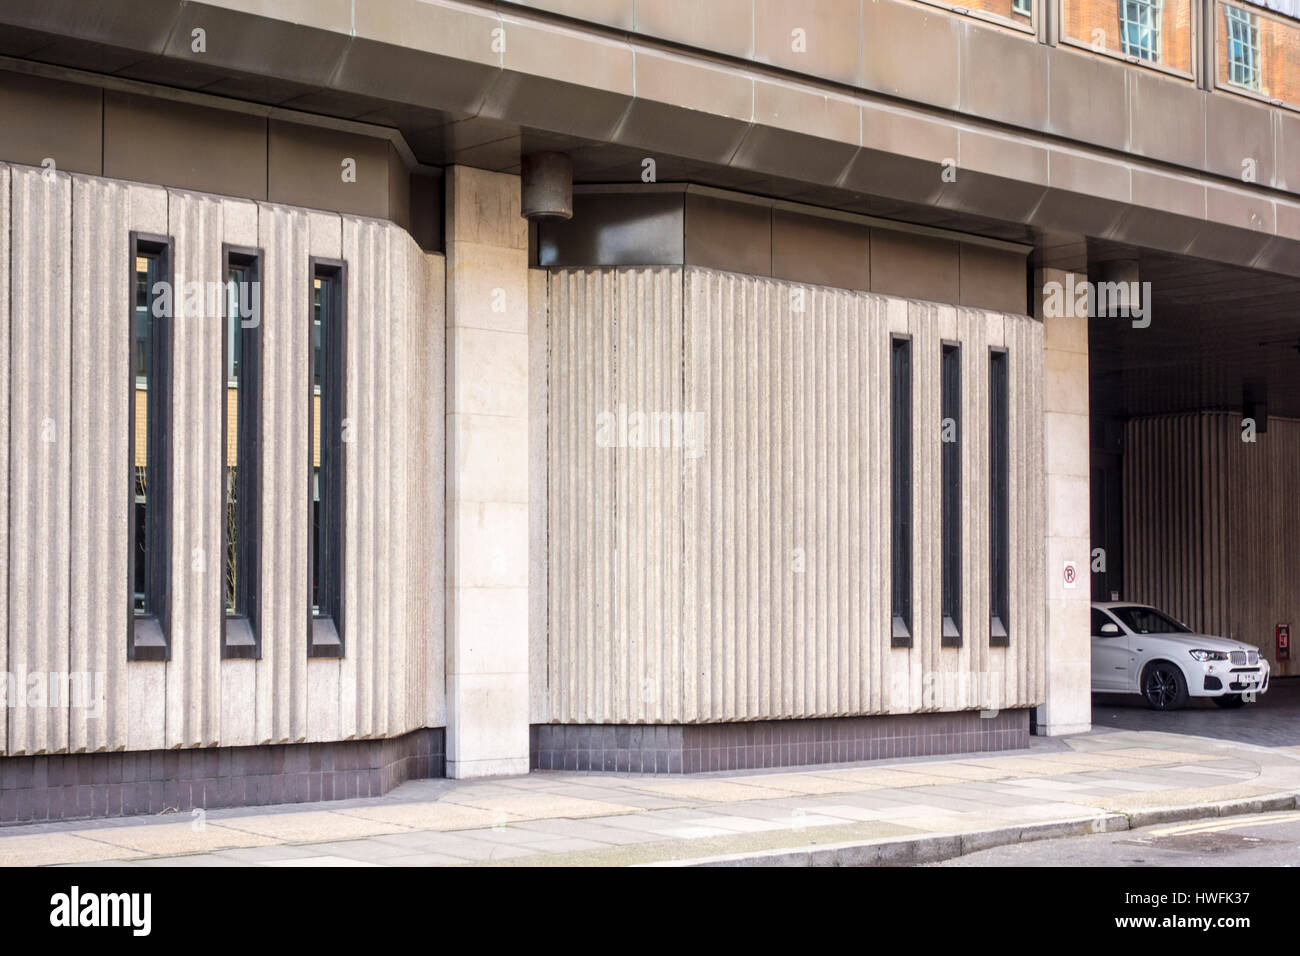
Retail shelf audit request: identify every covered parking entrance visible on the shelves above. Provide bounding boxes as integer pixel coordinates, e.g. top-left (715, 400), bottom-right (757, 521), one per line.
top-left (1087, 240), bottom-right (1300, 738)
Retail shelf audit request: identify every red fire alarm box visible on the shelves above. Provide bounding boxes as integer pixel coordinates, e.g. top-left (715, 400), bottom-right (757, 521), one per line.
top-left (1278, 624), bottom-right (1290, 662)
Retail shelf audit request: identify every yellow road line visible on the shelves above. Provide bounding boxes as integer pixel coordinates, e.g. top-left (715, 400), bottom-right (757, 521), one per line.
top-left (1149, 811), bottom-right (1300, 838)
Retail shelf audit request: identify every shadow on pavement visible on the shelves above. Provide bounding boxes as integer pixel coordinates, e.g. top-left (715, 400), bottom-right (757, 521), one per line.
top-left (1092, 676), bottom-right (1300, 748)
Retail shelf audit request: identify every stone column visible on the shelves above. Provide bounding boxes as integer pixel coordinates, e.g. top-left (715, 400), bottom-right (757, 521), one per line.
top-left (1036, 267), bottom-right (1092, 735)
top-left (444, 166), bottom-right (531, 777)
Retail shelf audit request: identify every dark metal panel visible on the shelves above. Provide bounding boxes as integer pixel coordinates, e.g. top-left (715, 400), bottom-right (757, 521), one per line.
top-left (684, 192), bottom-right (771, 275)
top-left (537, 191), bottom-right (684, 266)
top-left (771, 208), bottom-right (870, 292)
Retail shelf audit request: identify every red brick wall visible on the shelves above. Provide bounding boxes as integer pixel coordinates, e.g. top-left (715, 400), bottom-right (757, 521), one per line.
top-left (947, 0), bottom-right (1033, 24)
top-left (1061, 0), bottom-right (1194, 73)
top-left (1216, 3), bottom-right (1300, 106)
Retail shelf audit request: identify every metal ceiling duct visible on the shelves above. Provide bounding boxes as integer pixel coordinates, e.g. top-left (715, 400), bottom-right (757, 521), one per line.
top-left (521, 152), bottom-right (573, 221)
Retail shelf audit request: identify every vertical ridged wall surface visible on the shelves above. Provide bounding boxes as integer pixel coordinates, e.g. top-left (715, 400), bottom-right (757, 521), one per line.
top-left (167, 191), bottom-right (225, 748)
top-left (69, 175), bottom-right (130, 753)
top-left (256, 203), bottom-right (311, 746)
top-left (1125, 411), bottom-right (1296, 676)
top-left (1, 162), bottom-right (446, 755)
top-left (0, 166), bottom-right (8, 753)
top-left (8, 167), bottom-right (71, 755)
top-left (545, 265), bottom-right (1045, 723)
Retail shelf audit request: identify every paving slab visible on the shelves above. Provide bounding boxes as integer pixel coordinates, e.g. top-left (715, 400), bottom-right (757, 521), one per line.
top-left (4, 727), bottom-right (1299, 868)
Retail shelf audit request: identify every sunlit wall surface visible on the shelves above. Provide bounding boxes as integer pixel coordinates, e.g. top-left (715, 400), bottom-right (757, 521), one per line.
top-left (1217, 1), bottom-right (1300, 106)
top-left (1060, 0), bottom-right (1194, 75)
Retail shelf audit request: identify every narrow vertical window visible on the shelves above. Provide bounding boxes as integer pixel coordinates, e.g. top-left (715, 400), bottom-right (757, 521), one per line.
top-left (891, 336), bottom-right (913, 647)
top-left (222, 246), bottom-right (262, 659)
top-left (941, 343), bottom-right (962, 647)
top-left (129, 234), bottom-right (173, 661)
top-left (1225, 5), bottom-right (1260, 91)
top-left (309, 259), bottom-right (346, 658)
top-left (989, 349), bottom-right (1010, 646)
top-left (1120, 0), bottom-right (1163, 62)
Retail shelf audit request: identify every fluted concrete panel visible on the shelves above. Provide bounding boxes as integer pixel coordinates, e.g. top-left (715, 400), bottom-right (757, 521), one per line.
top-left (0, 167), bottom-right (8, 755)
top-left (409, 250), bottom-right (446, 730)
top-left (1010, 309), bottom-right (1046, 706)
top-left (547, 269), bottom-right (624, 722)
top-left (4, 171), bottom-right (443, 755)
top-left (546, 265), bottom-right (1044, 723)
top-left (1124, 412), bottom-right (1297, 678)
top-left (257, 203), bottom-right (311, 745)
top-left (69, 175), bottom-right (131, 753)
top-left (125, 183), bottom-right (168, 754)
top-left (166, 191), bottom-right (224, 749)
top-left (8, 166), bottom-right (72, 755)
top-left (528, 268), bottom-right (550, 725)
top-left (341, 217), bottom-right (410, 740)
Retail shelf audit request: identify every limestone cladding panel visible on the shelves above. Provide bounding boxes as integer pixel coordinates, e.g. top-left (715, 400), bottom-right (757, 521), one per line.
top-left (543, 265), bottom-right (1045, 723)
top-left (1124, 411), bottom-right (1300, 678)
top-left (0, 162), bottom-right (445, 755)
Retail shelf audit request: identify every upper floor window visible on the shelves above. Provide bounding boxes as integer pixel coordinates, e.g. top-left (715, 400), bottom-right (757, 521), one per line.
top-left (1012, 0), bottom-right (1032, 16)
top-left (1225, 5), bottom-right (1260, 90)
top-left (1121, 0), bottom-right (1163, 62)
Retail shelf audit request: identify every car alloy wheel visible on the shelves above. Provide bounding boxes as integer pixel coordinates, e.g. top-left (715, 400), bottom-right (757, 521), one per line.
top-left (1142, 663), bottom-right (1187, 710)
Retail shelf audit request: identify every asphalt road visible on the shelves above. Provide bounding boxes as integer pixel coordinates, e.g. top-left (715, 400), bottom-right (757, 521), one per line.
top-left (935, 811), bottom-right (1300, 866)
top-left (1092, 676), bottom-right (1300, 748)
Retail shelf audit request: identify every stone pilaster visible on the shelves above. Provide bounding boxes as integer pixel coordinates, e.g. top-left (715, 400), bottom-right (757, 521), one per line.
top-left (1036, 267), bottom-right (1092, 736)
top-left (444, 166), bottom-right (531, 777)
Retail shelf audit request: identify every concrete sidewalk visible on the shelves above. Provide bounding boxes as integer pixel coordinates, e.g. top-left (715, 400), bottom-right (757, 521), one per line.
top-left (3, 728), bottom-right (1299, 867)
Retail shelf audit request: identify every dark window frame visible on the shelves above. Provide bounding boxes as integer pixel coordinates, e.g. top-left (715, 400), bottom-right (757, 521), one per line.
top-left (989, 347), bottom-right (1010, 646)
top-left (308, 257), bottom-right (347, 659)
top-left (890, 335), bottom-right (913, 648)
top-left (128, 232), bottom-right (174, 662)
top-left (941, 341), bottom-right (962, 648)
top-left (221, 244), bottom-right (264, 660)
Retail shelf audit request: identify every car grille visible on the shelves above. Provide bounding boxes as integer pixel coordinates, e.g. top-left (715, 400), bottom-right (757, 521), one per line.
top-left (1229, 650), bottom-right (1260, 665)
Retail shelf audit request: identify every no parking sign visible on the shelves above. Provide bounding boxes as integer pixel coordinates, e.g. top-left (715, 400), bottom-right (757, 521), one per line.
top-left (1062, 561), bottom-right (1078, 589)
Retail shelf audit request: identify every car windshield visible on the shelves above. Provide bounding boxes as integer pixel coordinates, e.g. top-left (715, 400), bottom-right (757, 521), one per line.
top-left (1110, 606), bottom-right (1192, 634)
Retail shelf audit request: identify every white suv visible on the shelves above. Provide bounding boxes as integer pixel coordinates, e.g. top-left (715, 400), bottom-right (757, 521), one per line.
top-left (1091, 602), bottom-right (1271, 710)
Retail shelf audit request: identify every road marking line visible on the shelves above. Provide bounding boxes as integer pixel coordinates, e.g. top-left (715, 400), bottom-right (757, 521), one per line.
top-left (1150, 811), bottom-right (1300, 838)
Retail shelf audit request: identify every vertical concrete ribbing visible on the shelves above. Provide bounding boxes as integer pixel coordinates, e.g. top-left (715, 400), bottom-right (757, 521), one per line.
top-left (69, 175), bottom-right (129, 753)
top-left (218, 197), bottom-right (259, 749)
top-left (166, 191), bottom-right (223, 749)
top-left (0, 165), bottom-right (8, 755)
top-left (412, 249), bottom-right (447, 730)
top-left (8, 166), bottom-right (72, 756)
top-left (257, 204), bottom-right (311, 744)
top-left (547, 266), bottom-right (1043, 723)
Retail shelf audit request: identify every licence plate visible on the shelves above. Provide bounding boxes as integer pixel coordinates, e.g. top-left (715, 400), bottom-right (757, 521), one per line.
top-left (1240, 674), bottom-right (1261, 684)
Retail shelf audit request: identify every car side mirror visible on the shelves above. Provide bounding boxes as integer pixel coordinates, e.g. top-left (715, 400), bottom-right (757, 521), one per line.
top-left (1100, 623), bottom-right (1120, 636)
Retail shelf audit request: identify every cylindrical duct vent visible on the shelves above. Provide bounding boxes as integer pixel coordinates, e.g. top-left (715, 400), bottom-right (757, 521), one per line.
top-left (521, 152), bottom-right (573, 220)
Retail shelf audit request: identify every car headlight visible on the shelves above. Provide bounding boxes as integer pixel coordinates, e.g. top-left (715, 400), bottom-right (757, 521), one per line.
top-left (1189, 649), bottom-right (1229, 662)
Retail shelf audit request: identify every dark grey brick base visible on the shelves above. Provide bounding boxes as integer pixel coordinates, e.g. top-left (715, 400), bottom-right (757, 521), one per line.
top-left (0, 727), bottom-right (445, 826)
top-left (531, 709), bottom-right (1029, 773)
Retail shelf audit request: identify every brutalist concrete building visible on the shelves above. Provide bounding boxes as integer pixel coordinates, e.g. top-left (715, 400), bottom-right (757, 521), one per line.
top-left (0, 0), bottom-right (1298, 822)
